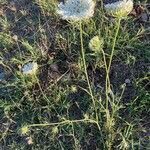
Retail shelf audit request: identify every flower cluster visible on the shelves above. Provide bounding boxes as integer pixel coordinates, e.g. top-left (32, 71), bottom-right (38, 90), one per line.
top-left (57, 0), bottom-right (133, 20)
top-left (57, 0), bottom-right (95, 21)
top-left (104, 0), bottom-right (133, 18)
top-left (89, 36), bottom-right (104, 52)
top-left (22, 62), bottom-right (38, 75)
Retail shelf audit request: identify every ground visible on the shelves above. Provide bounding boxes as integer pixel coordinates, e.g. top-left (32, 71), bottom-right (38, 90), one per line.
top-left (0, 0), bottom-right (150, 149)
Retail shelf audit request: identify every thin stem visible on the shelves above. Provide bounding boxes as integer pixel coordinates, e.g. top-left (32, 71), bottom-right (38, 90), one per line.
top-left (106, 18), bottom-right (121, 109)
top-left (105, 18), bottom-right (121, 150)
top-left (79, 21), bottom-right (98, 122)
top-left (27, 119), bottom-right (97, 127)
top-left (101, 49), bottom-right (109, 102)
top-left (108, 18), bottom-right (121, 73)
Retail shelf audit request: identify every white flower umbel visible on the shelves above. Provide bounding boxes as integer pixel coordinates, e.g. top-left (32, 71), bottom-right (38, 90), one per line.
top-left (57, 0), bottom-right (95, 21)
top-left (104, 0), bottom-right (133, 18)
top-left (22, 62), bottom-right (38, 75)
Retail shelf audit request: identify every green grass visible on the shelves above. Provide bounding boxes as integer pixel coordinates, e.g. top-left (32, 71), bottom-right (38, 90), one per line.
top-left (0, 0), bottom-right (150, 149)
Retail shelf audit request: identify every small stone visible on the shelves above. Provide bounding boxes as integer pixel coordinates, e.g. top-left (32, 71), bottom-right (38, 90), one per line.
top-left (26, 137), bottom-right (33, 145)
top-left (140, 12), bottom-right (149, 22)
top-left (125, 79), bottom-right (131, 84)
top-left (12, 35), bottom-right (18, 41)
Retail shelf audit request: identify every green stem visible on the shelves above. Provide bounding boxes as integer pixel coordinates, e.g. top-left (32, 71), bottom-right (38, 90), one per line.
top-left (27, 119), bottom-right (97, 127)
top-left (106, 18), bottom-right (121, 108)
top-left (79, 21), bottom-right (98, 122)
top-left (105, 18), bottom-right (121, 150)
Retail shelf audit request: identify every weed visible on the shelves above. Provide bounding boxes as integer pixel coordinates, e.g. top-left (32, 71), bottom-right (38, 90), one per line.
top-left (0, 0), bottom-right (149, 149)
